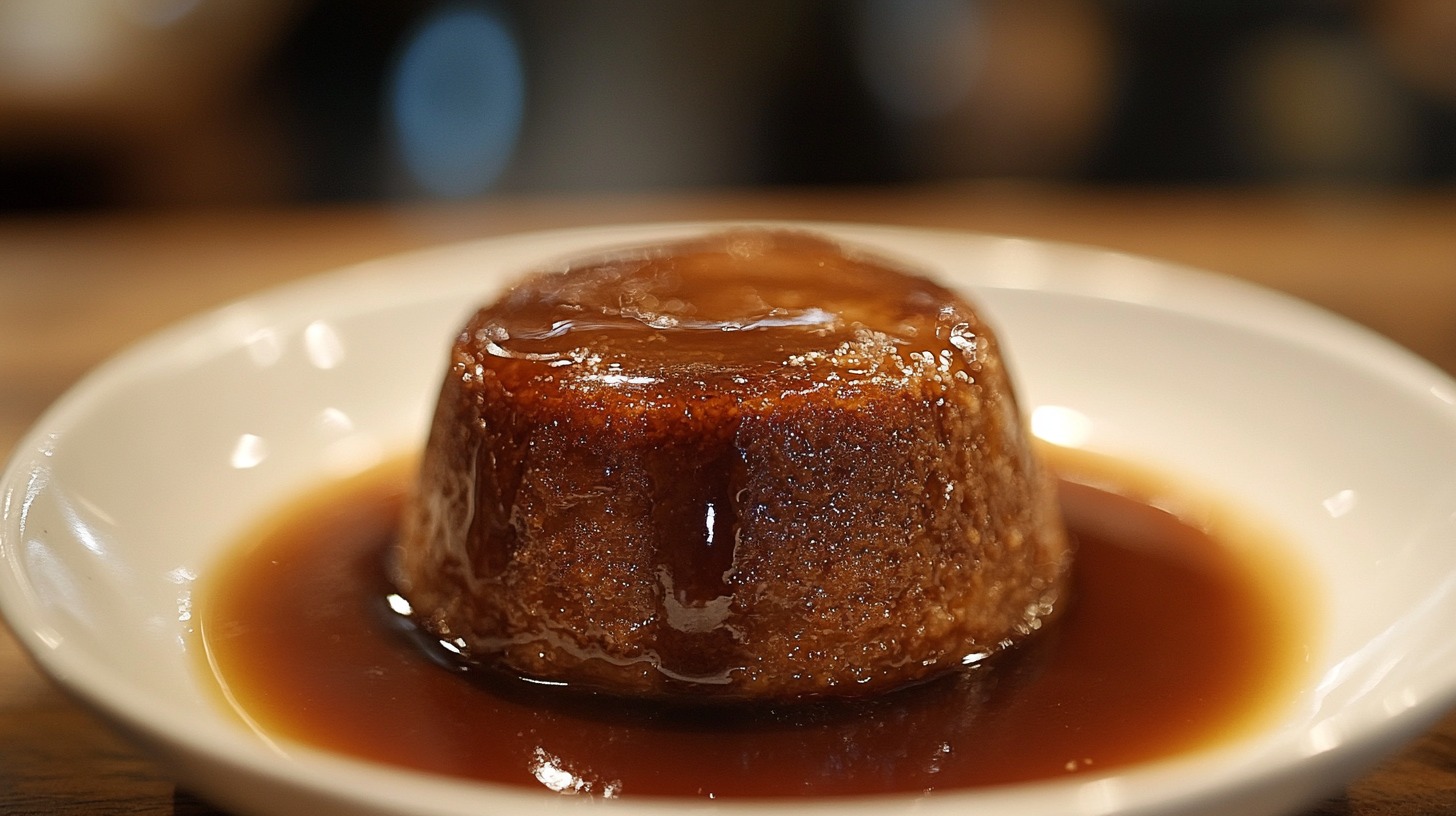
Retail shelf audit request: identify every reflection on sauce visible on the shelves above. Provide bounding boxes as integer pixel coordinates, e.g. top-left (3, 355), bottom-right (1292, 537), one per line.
top-left (197, 453), bottom-right (1312, 798)
top-left (470, 231), bottom-right (975, 383)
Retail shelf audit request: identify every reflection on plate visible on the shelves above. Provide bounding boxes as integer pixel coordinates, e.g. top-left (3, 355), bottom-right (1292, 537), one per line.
top-left (4, 222), bottom-right (1456, 816)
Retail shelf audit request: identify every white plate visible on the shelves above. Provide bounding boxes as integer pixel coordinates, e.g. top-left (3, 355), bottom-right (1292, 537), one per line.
top-left (4, 222), bottom-right (1456, 816)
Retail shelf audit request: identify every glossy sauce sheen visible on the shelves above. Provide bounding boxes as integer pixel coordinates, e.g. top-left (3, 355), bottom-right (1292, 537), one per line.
top-left (473, 231), bottom-right (977, 380)
top-left (198, 457), bottom-right (1310, 797)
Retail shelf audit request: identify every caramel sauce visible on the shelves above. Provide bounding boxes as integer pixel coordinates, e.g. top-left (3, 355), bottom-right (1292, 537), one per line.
top-left (197, 451), bottom-right (1313, 798)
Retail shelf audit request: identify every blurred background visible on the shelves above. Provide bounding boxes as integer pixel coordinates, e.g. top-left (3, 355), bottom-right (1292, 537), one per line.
top-left (1, 0), bottom-right (1453, 212)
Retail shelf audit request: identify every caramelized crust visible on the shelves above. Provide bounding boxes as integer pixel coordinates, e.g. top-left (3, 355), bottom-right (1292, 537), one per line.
top-left (394, 229), bottom-right (1070, 699)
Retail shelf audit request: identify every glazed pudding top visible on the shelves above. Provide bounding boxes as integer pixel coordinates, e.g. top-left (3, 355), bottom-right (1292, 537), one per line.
top-left (460, 230), bottom-right (992, 403)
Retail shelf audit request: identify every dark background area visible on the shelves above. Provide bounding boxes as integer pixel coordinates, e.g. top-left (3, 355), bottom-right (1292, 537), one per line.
top-left (1, 0), bottom-right (1452, 211)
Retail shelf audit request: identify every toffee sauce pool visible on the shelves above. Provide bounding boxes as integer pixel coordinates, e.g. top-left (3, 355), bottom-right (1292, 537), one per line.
top-left (197, 455), bottom-right (1312, 798)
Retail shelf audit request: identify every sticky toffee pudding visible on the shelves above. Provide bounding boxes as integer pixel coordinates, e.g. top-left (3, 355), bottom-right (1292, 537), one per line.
top-left (394, 229), bottom-right (1070, 700)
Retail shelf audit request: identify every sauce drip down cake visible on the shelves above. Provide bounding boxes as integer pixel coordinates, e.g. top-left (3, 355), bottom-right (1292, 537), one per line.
top-left (393, 229), bottom-right (1071, 700)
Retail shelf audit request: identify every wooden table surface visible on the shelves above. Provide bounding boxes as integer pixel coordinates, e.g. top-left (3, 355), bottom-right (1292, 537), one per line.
top-left (2, 185), bottom-right (1455, 814)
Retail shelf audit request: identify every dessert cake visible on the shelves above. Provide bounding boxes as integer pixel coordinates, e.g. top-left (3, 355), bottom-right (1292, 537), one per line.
top-left (393, 229), bottom-right (1070, 700)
